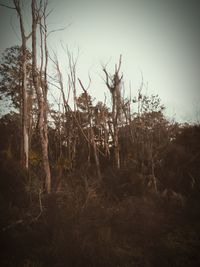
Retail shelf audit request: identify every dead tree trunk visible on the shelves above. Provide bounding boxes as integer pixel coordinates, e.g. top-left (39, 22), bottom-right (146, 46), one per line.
top-left (31, 0), bottom-right (51, 194)
top-left (103, 55), bottom-right (123, 169)
top-left (13, 0), bottom-right (30, 170)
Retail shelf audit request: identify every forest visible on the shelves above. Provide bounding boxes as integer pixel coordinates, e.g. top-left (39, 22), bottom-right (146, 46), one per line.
top-left (0, 1), bottom-right (200, 267)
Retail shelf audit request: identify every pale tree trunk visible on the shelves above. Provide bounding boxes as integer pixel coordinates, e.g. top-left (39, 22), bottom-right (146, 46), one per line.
top-left (54, 50), bottom-right (79, 168)
top-left (13, 0), bottom-right (30, 170)
top-left (67, 50), bottom-right (78, 164)
top-left (32, 0), bottom-right (51, 194)
top-left (54, 56), bottom-right (75, 169)
top-left (112, 85), bottom-right (121, 169)
top-left (103, 55), bottom-right (123, 169)
top-left (21, 44), bottom-right (28, 169)
top-left (41, 1), bottom-right (51, 193)
top-left (100, 101), bottom-right (110, 158)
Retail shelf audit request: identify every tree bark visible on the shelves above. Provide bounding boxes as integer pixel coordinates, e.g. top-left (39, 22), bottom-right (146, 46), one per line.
top-left (103, 56), bottom-right (123, 169)
top-left (32, 0), bottom-right (51, 194)
top-left (13, 0), bottom-right (29, 169)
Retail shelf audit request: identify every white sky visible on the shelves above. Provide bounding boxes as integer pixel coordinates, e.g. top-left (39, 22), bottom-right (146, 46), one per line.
top-left (0, 0), bottom-right (200, 122)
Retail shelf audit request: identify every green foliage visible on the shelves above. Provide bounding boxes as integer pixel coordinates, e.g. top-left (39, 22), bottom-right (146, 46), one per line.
top-left (0, 46), bottom-right (32, 109)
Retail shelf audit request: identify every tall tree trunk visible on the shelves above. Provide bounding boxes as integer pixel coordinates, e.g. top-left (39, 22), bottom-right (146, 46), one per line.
top-left (103, 56), bottom-right (123, 169)
top-left (14, 0), bottom-right (29, 169)
top-left (21, 45), bottom-right (29, 170)
top-left (31, 0), bottom-right (51, 194)
top-left (112, 86), bottom-right (121, 169)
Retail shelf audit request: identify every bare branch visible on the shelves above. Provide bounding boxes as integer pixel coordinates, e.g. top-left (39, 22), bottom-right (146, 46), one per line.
top-left (86, 73), bottom-right (92, 90)
top-left (0, 3), bottom-right (16, 10)
top-left (117, 54), bottom-right (122, 73)
top-left (45, 8), bottom-right (53, 18)
top-left (47, 80), bottom-right (61, 90)
top-left (47, 23), bottom-right (71, 37)
top-left (103, 68), bottom-right (112, 90)
top-left (66, 74), bottom-right (71, 104)
top-left (25, 32), bottom-right (32, 40)
top-left (78, 78), bottom-right (87, 93)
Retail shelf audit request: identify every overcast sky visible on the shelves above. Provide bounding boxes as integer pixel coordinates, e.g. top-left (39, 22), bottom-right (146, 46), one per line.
top-left (0, 0), bottom-right (200, 122)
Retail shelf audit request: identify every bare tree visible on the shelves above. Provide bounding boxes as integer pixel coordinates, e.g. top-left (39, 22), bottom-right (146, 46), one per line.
top-left (14, 0), bottom-right (29, 170)
top-left (53, 55), bottom-right (89, 168)
top-left (1, 1), bottom-right (33, 169)
top-left (31, 0), bottom-right (51, 194)
top-left (103, 55), bottom-right (123, 169)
